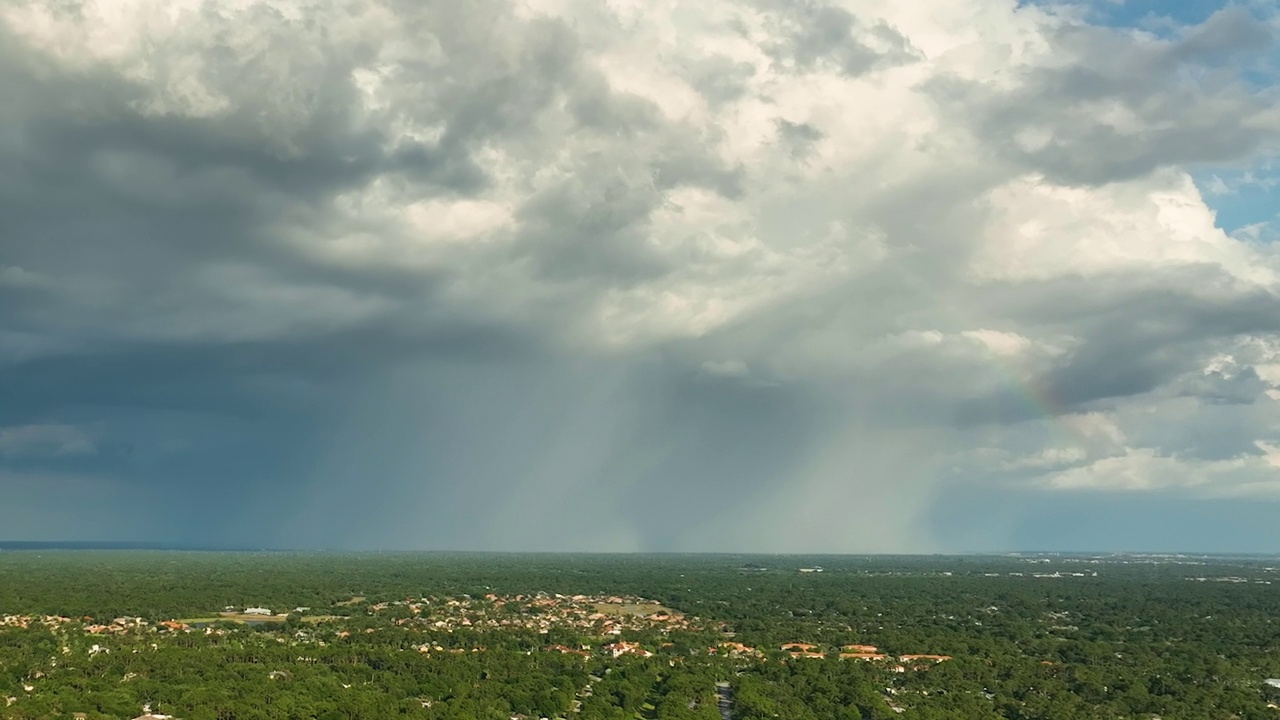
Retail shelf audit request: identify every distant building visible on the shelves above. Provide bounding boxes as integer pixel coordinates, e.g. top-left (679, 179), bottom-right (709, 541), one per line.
top-left (798, 566), bottom-right (824, 573)
top-left (1266, 679), bottom-right (1280, 689)
top-left (603, 641), bottom-right (653, 658)
top-left (781, 642), bottom-right (818, 651)
top-left (243, 608), bottom-right (273, 616)
top-left (133, 703), bottom-right (176, 719)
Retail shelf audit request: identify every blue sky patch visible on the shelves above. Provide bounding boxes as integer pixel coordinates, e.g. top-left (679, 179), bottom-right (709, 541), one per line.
top-left (1193, 163), bottom-right (1280, 237)
top-left (1018, 0), bottom-right (1235, 32)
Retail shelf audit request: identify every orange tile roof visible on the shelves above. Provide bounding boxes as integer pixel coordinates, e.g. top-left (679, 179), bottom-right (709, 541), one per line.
top-left (842, 644), bottom-right (878, 653)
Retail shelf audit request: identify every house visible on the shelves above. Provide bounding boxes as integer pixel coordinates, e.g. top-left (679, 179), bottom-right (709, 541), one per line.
top-left (840, 653), bottom-right (888, 660)
top-left (900, 654), bottom-right (951, 662)
top-left (1266, 679), bottom-right (1280, 689)
top-left (603, 642), bottom-right (653, 658)
top-left (781, 643), bottom-right (825, 659)
top-left (781, 642), bottom-right (818, 652)
top-left (243, 608), bottom-right (273, 616)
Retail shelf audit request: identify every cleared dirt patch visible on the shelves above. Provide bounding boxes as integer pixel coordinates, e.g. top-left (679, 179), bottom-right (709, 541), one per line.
top-left (180, 614), bottom-right (339, 625)
top-left (592, 602), bottom-right (672, 617)
top-left (216, 612), bottom-right (290, 623)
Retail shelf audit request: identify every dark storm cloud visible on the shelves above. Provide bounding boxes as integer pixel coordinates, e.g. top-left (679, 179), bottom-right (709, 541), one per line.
top-left (0, 14), bottom-right (486, 371)
top-left (951, 267), bottom-right (1280, 424)
top-left (0, 0), bottom-right (721, 548)
top-left (0, 0), bottom-right (680, 355)
top-left (928, 5), bottom-right (1279, 186)
top-left (1037, 288), bottom-right (1280, 403)
top-left (0, 18), bottom-right (485, 208)
top-left (2, 0), bottom-right (1279, 551)
top-left (1177, 366), bottom-right (1270, 405)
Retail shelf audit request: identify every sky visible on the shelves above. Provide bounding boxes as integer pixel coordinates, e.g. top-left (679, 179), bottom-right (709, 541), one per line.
top-left (2, 0), bottom-right (1280, 554)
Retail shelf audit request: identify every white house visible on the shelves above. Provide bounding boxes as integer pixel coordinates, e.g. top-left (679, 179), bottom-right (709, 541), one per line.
top-left (243, 608), bottom-right (273, 616)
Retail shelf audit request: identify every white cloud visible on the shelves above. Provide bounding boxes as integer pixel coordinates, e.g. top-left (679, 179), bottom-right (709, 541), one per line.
top-left (1039, 446), bottom-right (1280, 497)
top-left (0, 424), bottom-right (97, 458)
top-left (961, 329), bottom-right (1034, 357)
top-left (1060, 412), bottom-right (1127, 447)
top-left (972, 170), bottom-right (1278, 285)
top-left (995, 446), bottom-right (1087, 471)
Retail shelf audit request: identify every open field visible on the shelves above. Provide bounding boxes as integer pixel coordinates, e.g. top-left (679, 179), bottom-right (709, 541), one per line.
top-left (218, 611), bottom-right (291, 622)
top-left (300, 615), bottom-right (342, 623)
top-left (176, 613), bottom-right (289, 624)
top-left (178, 613), bottom-right (339, 625)
top-left (592, 601), bottom-right (671, 617)
top-left (334, 596), bottom-right (366, 606)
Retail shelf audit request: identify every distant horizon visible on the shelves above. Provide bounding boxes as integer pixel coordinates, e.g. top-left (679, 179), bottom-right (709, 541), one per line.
top-left (3, 541), bottom-right (1278, 559)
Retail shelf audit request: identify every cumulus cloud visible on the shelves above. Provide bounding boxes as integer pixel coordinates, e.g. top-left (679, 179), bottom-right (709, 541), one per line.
top-left (1038, 446), bottom-right (1280, 497)
top-left (2, 0), bottom-right (1280, 551)
top-left (931, 5), bottom-right (1280, 186)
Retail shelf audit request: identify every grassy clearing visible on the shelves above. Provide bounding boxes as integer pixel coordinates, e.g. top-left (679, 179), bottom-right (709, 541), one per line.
top-left (592, 602), bottom-right (671, 617)
top-left (335, 596), bottom-right (367, 606)
top-left (209, 612), bottom-right (291, 623)
top-left (177, 614), bottom-right (340, 625)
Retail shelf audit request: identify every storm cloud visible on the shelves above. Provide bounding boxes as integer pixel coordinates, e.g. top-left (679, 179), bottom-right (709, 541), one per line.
top-left (3, 0), bottom-right (1280, 552)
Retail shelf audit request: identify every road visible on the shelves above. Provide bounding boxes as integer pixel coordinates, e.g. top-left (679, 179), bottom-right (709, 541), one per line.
top-left (715, 681), bottom-right (733, 720)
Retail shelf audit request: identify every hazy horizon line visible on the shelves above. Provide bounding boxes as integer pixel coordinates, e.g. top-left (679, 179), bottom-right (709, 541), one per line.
top-left (3, 541), bottom-right (1278, 559)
